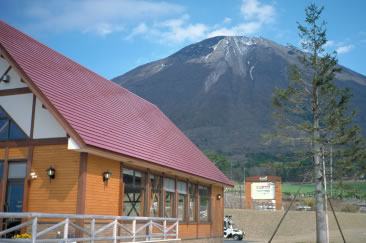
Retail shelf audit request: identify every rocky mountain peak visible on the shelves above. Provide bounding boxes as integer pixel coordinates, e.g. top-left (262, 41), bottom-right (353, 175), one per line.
top-left (113, 36), bottom-right (366, 161)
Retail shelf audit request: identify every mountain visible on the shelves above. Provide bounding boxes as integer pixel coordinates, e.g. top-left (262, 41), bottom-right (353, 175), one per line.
top-left (113, 36), bottom-right (366, 162)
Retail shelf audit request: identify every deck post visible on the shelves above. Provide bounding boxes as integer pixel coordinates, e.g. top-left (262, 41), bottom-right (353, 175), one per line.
top-left (176, 220), bottom-right (179, 239)
top-left (132, 219), bottom-right (136, 242)
top-left (113, 219), bottom-right (117, 243)
top-left (163, 220), bottom-right (166, 240)
top-left (31, 217), bottom-right (37, 243)
top-left (63, 218), bottom-right (69, 241)
top-left (148, 220), bottom-right (152, 241)
top-left (90, 218), bottom-right (95, 243)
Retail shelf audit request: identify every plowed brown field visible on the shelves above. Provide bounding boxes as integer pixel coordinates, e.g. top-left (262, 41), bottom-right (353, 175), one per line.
top-left (225, 209), bottom-right (366, 243)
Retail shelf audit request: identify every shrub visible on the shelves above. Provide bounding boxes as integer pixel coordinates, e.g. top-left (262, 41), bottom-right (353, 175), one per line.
top-left (341, 204), bottom-right (359, 213)
top-left (12, 233), bottom-right (31, 239)
top-left (303, 199), bottom-right (315, 209)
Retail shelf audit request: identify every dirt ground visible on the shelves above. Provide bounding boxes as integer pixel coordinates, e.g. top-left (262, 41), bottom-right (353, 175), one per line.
top-left (225, 209), bottom-right (366, 243)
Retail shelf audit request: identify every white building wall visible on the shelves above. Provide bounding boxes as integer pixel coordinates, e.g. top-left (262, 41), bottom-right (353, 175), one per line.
top-left (0, 94), bottom-right (33, 136)
top-left (0, 57), bottom-right (27, 90)
top-left (33, 98), bottom-right (67, 139)
top-left (0, 57), bottom-right (67, 139)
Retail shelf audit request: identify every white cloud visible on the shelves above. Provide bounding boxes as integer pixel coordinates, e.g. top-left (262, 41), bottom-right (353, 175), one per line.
top-left (324, 40), bottom-right (335, 47)
top-left (207, 22), bottom-right (261, 37)
top-left (323, 40), bottom-right (355, 55)
top-left (240, 0), bottom-right (275, 24)
top-left (24, 0), bottom-right (276, 43)
top-left (139, 15), bottom-right (208, 43)
top-left (24, 0), bottom-right (184, 36)
top-left (125, 23), bottom-right (148, 40)
top-left (207, 0), bottom-right (276, 38)
top-left (223, 17), bottom-right (232, 24)
top-left (336, 45), bottom-right (354, 54)
top-left (134, 0), bottom-right (276, 43)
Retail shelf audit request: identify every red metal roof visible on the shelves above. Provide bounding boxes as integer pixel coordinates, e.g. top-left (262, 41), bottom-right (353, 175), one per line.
top-left (0, 20), bottom-right (232, 186)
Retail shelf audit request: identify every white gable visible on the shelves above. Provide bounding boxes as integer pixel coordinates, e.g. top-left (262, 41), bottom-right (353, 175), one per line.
top-left (0, 57), bottom-right (27, 90)
top-left (33, 97), bottom-right (67, 139)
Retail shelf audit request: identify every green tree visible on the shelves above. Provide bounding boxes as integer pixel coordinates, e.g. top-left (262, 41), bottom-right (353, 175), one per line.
top-left (271, 4), bottom-right (365, 242)
top-left (204, 151), bottom-right (230, 172)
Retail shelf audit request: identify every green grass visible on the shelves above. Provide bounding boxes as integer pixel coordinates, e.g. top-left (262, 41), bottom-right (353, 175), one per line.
top-left (282, 181), bottom-right (366, 199)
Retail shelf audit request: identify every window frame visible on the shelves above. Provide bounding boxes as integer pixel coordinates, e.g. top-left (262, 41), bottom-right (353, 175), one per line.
top-left (187, 183), bottom-right (198, 223)
top-left (122, 167), bottom-right (147, 216)
top-left (176, 180), bottom-right (187, 222)
top-left (163, 177), bottom-right (176, 218)
top-left (198, 184), bottom-right (211, 223)
top-left (149, 174), bottom-right (163, 217)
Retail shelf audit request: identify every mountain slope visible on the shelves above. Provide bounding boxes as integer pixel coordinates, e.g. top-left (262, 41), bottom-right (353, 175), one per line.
top-left (113, 36), bottom-right (366, 161)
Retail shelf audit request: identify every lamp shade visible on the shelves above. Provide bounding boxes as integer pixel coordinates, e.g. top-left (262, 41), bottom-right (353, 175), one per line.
top-left (103, 170), bottom-right (112, 182)
top-left (46, 167), bottom-right (55, 179)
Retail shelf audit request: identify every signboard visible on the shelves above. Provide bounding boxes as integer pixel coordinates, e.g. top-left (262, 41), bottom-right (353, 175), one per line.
top-left (251, 182), bottom-right (275, 199)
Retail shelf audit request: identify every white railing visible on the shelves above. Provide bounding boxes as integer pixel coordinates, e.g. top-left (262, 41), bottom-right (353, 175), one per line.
top-left (0, 212), bottom-right (180, 242)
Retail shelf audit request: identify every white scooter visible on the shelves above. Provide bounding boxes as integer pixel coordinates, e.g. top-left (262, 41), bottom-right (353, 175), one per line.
top-left (224, 215), bottom-right (245, 241)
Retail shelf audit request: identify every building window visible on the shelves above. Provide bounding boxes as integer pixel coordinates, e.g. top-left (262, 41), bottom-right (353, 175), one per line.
top-left (177, 181), bottom-right (187, 221)
top-left (6, 162), bottom-right (27, 212)
top-left (123, 168), bottom-right (146, 216)
top-left (0, 107), bottom-right (27, 141)
top-left (164, 178), bottom-right (175, 218)
top-left (188, 183), bottom-right (197, 222)
top-left (150, 174), bottom-right (162, 217)
top-left (199, 185), bottom-right (211, 222)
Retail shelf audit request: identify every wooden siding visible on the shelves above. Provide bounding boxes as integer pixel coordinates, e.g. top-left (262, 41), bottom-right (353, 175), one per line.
top-left (197, 224), bottom-right (211, 238)
top-left (211, 185), bottom-right (224, 237)
top-left (178, 224), bottom-right (198, 239)
top-left (85, 154), bottom-right (120, 216)
top-left (8, 147), bottom-right (28, 159)
top-left (28, 145), bottom-right (80, 214)
top-left (0, 148), bottom-right (4, 159)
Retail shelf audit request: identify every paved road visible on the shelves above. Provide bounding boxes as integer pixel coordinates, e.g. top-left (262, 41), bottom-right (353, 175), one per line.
top-left (224, 240), bottom-right (263, 243)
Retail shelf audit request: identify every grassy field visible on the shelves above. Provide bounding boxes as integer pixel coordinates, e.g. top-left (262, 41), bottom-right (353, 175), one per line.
top-left (225, 209), bottom-right (366, 243)
top-left (282, 181), bottom-right (366, 199)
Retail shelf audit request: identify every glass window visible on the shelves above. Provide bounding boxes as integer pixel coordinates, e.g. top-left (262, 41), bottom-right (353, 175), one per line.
top-left (177, 181), bottom-right (187, 221)
top-left (164, 178), bottom-right (175, 218)
top-left (9, 122), bottom-right (26, 140)
top-left (8, 162), bottom-right (27, 179)
top-left (188, 183), bottom-right (197, 222)
top-left (0, 120), bottom-right (9, 140)
top-left (7, 182), bottom-right (24, 212)
top-left (150, 174), bottom-right (162, 217)
top-left (0, 107), bottom-right (27, 141)
top-left (0, 108), bottom-right (6, 118)
top-left (123, 168), bottom-right (146, 216)
top-left (0, 162), bottom-right (4, 179)
top-left (199, 185), bottom-right (211, 222)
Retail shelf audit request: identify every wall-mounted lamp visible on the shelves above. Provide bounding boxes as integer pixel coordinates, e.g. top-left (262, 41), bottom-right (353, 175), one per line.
top-left (103, 170), bottom-right (112, 182)
top-left (1, 75), bottom-right (10, 83)
top-left (46, 167), bottom-right (55, 181)
top-left (217, 193), bottom-right (222, 200)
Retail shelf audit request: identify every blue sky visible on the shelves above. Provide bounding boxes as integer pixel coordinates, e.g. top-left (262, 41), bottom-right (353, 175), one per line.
top-left (1, 0), bottom-right (366, 79)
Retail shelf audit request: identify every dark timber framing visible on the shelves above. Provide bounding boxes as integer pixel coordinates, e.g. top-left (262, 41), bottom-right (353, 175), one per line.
top-left (76, 152), bottom-right (88, 215)
top-left (0, 87), bottom-right (31, 96)
top-left (76, 152), bottom-right (88, 237)
top-left (0, 65), bottom-right (11, 81)
top-left (0, 147), bottom-right (8, 214)
top-left (0, 138), bottom-right (68, 148)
